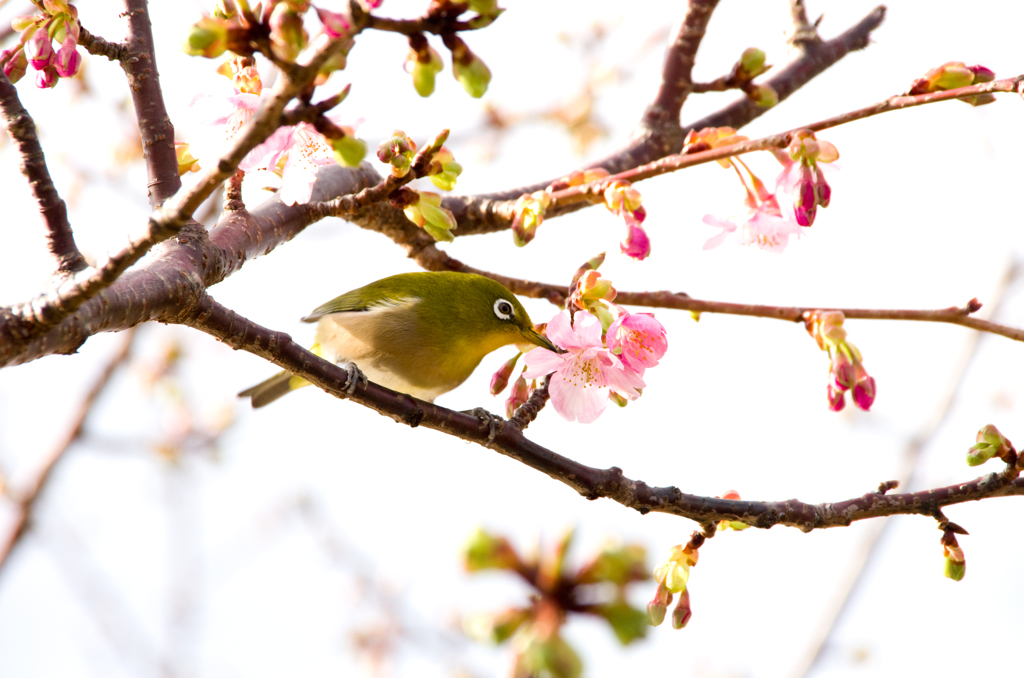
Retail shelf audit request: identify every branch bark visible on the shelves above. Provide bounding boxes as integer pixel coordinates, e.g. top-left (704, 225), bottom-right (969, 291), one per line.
top-left (184, 297), bottom-right (1024, 531)
top-left (0, 68), bottom-right (86, 275)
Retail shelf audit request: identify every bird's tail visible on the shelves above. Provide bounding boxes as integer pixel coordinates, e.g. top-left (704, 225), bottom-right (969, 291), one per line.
top-left (238, 371), bottom-right (310, 408)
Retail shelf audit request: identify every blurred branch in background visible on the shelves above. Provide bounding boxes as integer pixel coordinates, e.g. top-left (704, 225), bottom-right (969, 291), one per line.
top-left (0, 327), bottom-right (137, 579)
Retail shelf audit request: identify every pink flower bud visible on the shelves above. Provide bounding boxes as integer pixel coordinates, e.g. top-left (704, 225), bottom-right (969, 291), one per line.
top-left (504, 374), bottom-right (529, 418)
top-left (827, 384), bottom-right (846, 412)
top-left (315, 7), bottom-right (351, 38)
top-left (490, 353), bottom-right (520, 395)
top-left (620, 217), bottom-right (651, 260)
top-left (814, 167), bottom-right (831, 208)
top-left (831, 352), bottom-right (856, 391)
top-left (55, 37), bottom-right (80, 78)
top-left (671, 588), bottom-right (692, 629)
top-left (24, 27), bottom-right (54, 70)
top-left (2, 49), bottom-right (28, 83)
top-left (35, 64), bottom-right (58, 89)
top-left (852, 375), bottom-right (876, 411)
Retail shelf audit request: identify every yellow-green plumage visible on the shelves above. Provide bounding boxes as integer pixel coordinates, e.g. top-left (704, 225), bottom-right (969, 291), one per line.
top-left (239, 272), bottom-right (553, 407)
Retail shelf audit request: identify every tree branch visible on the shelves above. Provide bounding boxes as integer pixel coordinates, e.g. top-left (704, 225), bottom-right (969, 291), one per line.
top-left (643, 0), bottom-right (720, 129)
top-left (0, 164), bottom-right (380, 367)
top-left (787, 0), bottom-right (822, 50)
top-left (0, 328), bottom-right (137, 580)
top-left (79, 24), bottom-right (131, 62)
top-left (120, 0), bottom-right (181, 208)
top-left (0, 68), bottom-right (86, 275)
top-left (184, 297), bottom-right (1024, 531)
top-left (438, 5), bottom-right (887, 237)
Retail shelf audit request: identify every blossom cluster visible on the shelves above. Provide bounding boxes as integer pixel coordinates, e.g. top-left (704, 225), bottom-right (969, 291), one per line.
top-left (2, 1), bottom-right (82, 89)
top-left (492, 257), bottom-right (667, 424)
top-left (804, 310), bottom-right (876, 412)
top-left (693, 126), bottom-right (838, 253)
top-left (187, 59), bottom-right (364, 205)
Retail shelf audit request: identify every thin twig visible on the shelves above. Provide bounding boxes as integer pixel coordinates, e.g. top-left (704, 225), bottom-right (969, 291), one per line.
top-left (787, 0), bottom-right (822, 49)
top-left (406, 245), bottom-right (1024, 344)
top-left (442, 5), bottom-right (887, 236)
top-left (544, 74), bottom-right (1024, 211)
top-left (0, 328), bottom-right (137, 579)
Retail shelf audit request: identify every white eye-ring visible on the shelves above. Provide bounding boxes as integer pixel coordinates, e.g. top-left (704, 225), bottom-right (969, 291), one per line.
top-left (493, 298), bottom-right (514, 320)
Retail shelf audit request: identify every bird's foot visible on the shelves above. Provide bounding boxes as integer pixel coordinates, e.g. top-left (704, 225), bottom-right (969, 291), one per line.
top-left (462, 407), bottom-right (504, 442)
top-left (344, 363), bottom-right (368, 395)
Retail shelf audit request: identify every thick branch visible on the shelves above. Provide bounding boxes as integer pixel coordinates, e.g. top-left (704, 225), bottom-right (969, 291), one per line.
top-left (0, 165), bottom-right (380, 367)
top-left (643, 0), bottom-right (720, 129)
top-left (0, 69), bottom-right (86, 275)
top-left (120, 0), bottom-right (181, 208)
top-left (186, 298), bottom-right (1024, 530)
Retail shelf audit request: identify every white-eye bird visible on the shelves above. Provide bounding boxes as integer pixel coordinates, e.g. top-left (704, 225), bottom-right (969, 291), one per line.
top-left (239, 271), bottom-right (555, 407)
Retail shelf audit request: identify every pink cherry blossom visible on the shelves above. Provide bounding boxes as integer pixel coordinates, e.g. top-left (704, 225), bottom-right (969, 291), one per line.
top-left (607, 311), bottom-right (667, 376)
top-left (702, 201), bottom-right (801, 253)
top-left (189, 90), bottom-right (336, 205)
top-left (703, 157), bottom-right (802, 252)
top-left (523, 311), bottom-right (644, 423)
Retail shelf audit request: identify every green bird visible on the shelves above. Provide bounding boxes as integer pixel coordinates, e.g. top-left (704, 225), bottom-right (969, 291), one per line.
top-left (239, 272), bottom-right (555, 407)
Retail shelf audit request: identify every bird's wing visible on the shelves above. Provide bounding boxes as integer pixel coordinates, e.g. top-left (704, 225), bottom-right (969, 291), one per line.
top-left (301, 291), bottom-right (419, 323)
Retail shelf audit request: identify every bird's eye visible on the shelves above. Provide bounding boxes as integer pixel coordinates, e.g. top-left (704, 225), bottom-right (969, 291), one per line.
top-left (493, 299), bottom-right (514, 320)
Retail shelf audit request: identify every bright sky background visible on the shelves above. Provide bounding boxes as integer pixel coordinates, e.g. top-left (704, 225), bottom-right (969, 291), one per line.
top-left (1, 1), bottom-right (1023, 677)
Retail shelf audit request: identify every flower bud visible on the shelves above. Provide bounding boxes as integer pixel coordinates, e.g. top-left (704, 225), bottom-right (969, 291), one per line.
top-left (35, 64), bottom-right (59, 89)
top-left (315, 7), bottom-right (351, 38)
top-left (426, 146), bottom-right (462, 191)
top-left (54, 37), bottom-right (80, 78)
top-left (831, 351), bottom-right (856, 391)
top-left (490, 353), bottom-right (520, 395)
top-left (407, 44), bottom-right (443, 97)
top-left (511, 191), bottom-right (549, 247)
top-left (24, 26), bottom-right (54, 70)
top-left (620, 218), bottom-right (651, 261)
top-left (269, 4), bottom-right (308, 62)
top-left (827, 384), bottom-right (846, 412)
top-left (2, 49), bottom-right (28, 84)
top-left (453, 53), bottom-right (491, 98)
top-left (748, 83), bottom-right (777, 108)
top-left (942, 542), bottom-right (966, 582)
top-left (852, 375), bottom-right (876, 411)
top-left (671, 589), bottom-right (692, 629)
top-left (505, 374), bottom-right (529, 418)
top-left (447, 35), bottom-right (490, 98)
top-left (646, 581), bottom-right (671, 626)
top-left (377, 130), bottom-right (417, 177)
top-left (739, 47), bottom-right (767, 77)
top-left (183, 15), bottom-right (228, 58)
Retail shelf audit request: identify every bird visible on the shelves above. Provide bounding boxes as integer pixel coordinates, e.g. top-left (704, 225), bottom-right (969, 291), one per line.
top-left (239, 271), bottom-right (555, 407)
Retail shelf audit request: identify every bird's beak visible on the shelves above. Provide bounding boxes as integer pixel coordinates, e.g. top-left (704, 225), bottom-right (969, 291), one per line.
top-left (518, 327), bottom-right (556, 353)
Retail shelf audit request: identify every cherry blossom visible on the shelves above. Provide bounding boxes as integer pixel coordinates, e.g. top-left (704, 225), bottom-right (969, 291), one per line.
top-left (523, 311), bottom-right (644, 423)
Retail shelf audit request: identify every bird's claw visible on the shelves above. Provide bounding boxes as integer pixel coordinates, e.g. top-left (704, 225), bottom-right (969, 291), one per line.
top-left (345, 363), bottom-right (368, 395)
top-left (463, 407), bottom-right (504, 442)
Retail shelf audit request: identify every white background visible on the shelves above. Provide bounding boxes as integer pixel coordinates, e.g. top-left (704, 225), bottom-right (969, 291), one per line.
top-left (1, 1), bottom-right (1023, 677)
